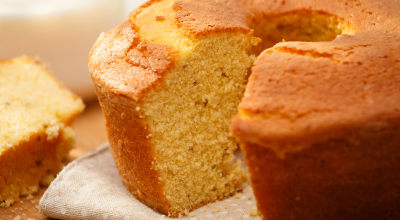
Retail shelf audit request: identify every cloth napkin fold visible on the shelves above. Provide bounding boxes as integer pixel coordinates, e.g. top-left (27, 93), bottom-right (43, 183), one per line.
top-left (40, 143), bottom-right (261, 220)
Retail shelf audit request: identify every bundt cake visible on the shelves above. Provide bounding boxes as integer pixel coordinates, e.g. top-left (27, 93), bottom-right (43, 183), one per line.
top-left (0, 57), bottom-right (84, 208)
top-left (231, 2), bottom-right (400, 220)
top-left (89, 0), bottom-right (400, 218)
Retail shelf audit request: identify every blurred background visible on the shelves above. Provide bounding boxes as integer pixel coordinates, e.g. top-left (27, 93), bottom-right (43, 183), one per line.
top-left (0, 0), bottom-right (148, 101)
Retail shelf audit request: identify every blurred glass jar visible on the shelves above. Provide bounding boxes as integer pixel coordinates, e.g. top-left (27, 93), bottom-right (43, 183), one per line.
top-left (0, 0), bottom-right (123, 100)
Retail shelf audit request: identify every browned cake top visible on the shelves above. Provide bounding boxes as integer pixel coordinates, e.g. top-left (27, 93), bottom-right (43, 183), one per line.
top-left (89, 0), bottom-right (398, 99)
top-left (89, 0), bottom-right (400, 155)
top-left (230, 0), bottom-right (400, 155)
top-left (173, 0), bottom-right (399, 35)
top-left (89, 21), bottom-right (175, 101)
top-left (233, 36), bottom-right (400, 155)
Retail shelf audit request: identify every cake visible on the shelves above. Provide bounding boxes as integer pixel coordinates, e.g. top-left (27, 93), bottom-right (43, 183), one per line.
top-left (0, 57), bottom-right (84, 208)
top-left (230, 1), bottom-right (400, 220)
top-left (89, 0), bottom-right (400, 218)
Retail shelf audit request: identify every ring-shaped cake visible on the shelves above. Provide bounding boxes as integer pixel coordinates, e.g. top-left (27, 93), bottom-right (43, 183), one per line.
top-left (89, 0), bottom-right (400, 218)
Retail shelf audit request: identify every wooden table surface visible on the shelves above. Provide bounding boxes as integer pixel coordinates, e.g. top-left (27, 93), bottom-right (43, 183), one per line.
top-left (1, 100), bottom-right (109, 220)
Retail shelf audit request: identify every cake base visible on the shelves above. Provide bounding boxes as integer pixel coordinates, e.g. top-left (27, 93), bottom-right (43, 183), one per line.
top-left (241, 126), bottom-right (400, 220)
top-left (0, 126), bottom-right (74, 208)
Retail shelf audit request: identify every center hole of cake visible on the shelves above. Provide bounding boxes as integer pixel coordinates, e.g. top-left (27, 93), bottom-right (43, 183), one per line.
top-left (249, 10), bottom-right (355, 55)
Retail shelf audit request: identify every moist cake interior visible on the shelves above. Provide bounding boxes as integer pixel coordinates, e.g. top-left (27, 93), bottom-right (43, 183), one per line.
top-left (0, 58), bottom-right (82, 154)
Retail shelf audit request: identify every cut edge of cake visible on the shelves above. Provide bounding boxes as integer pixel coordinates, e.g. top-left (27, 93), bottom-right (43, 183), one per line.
top-left (0, 57), bottom-right (84, 208)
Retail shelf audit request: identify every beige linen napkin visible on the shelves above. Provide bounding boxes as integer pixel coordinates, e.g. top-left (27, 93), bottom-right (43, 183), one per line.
top-left (40, 143), bottom-right (261, 220)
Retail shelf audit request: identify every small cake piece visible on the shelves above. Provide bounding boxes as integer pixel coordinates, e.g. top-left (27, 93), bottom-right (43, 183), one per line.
top-left (0, 57), bottom-right (84, 208)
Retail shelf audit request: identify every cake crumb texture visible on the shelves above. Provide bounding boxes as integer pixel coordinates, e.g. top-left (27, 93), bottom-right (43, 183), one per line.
top-left (0, 57), bottom-right (84, 208)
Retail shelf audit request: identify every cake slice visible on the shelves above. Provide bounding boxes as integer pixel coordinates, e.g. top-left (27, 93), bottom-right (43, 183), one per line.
top-left (0, 57), bottom-right (84, 208)
top-left (89, 0), bottom-right (256, 216)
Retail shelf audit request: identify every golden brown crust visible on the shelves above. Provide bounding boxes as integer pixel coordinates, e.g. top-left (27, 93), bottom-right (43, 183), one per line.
top-left (89, 4), bottom-right (179, 215)
top-left (173, 0), bottom-right (251, 36)
top-left (172, 0), bottom-right (396, 36)
top-left (230, 0), bottom-right (400, 154)
top-left (232, 34), bottom-right (400, 156)
top-left (241, 125), bottom-right (400, 220)
top-left (93, 83), bottom-right (170, 214)
top-left (89, 17), bottom-right (175, 212)
top-left (89, 20), bottom-right (174, 102)
top-left (129, 0), bottom-right (165, 19)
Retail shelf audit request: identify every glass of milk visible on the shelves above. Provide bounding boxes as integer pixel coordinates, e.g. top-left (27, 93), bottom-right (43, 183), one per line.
top-left (0, 0), bottom-right (124, 100)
